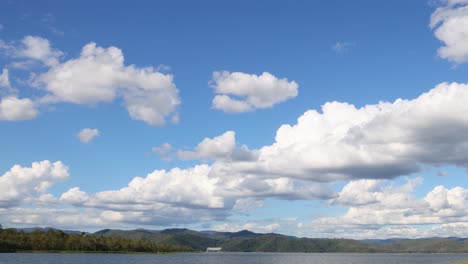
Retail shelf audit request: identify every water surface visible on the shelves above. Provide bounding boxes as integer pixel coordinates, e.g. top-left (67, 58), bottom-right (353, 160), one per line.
top-left (0, 252), bottom-right (467, 264)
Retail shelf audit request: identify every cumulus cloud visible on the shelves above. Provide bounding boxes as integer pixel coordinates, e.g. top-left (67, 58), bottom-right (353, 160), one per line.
top-left (91, 165), bottom-right (225, 210)
top-left (0, 68), bottom-right (39, 121)
top-left (64, 164), bottom-right (333, 211)
top-left (332, 177), bottom-right (422, 207)
top-left (50, 160), bottom-right (335, 227)
top-left (0, 96), bottom-right (38, 121)
top-left (431, 0), bottom-right (468, 63)
top-left (34, 42), bottom-right (180, 125)
top-left (1, 36), bottom-right (180, 125)
top-left (302, 178), bottom-right (468, 239)
top-left (3, 81), bottom-right (468, 233)
top-left (39, 82), bottom-right (468, 230)
top-left (234, 82), bottom-right (468, 181)
top-left (77, 128), bottom-right (100, 144)
top-left (59, 187), bottom-right (90, 206)
top-left (177, 131), bottom-right (258, 161)
top-left (210, 71), bottom-right (298, 113)
top-left (0, 160), bottom-right (69, 208)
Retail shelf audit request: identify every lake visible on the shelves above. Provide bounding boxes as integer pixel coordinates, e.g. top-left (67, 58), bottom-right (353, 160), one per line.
top-left (0, 252), bottom-right (467, 264)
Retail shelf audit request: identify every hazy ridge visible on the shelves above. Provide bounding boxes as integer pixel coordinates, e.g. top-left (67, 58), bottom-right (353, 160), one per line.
top-left (94, 228), bottom-right (468, 253)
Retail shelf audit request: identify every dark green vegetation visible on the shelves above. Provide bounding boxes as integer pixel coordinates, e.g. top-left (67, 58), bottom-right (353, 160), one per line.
top-left (220, 235), bottom-right (377, 252)
top-left (377, 238), bottom-right (468, 253)
top-left (2, 225), bottom-right (468, 253)
top-left (95, 228), bottom-right (468, 253)
top-left (0, 228), bottom-right (192, 253)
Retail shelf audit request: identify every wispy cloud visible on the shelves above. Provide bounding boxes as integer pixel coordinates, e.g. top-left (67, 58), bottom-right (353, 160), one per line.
top-left (332, 41), bottom-right (355, 54)
top-left (152, 143), bottom-right (174, 161)
top-left (437, 171), bottom-right (449, 177)
top-left (41, 13), bottom-right (64, 36)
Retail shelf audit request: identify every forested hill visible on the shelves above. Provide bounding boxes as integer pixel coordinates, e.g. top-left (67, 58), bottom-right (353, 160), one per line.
top-left (2, 226), bottom-right (468, 253)
top-left (94, 228), bottom-right (468, 253)
top-left (0, 228), bottom-right (192, 253)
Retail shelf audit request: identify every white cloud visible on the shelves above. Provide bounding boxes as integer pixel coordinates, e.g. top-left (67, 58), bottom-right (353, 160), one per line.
top-left (0, 160), bottom-right (69, 207)
top-left (48, 81), bottom-right (468, 229)
top-left (332, 177), bottom-right (421, 207)
top-left (2, 78), bottom-right (468, 234)
top-left (177, 131), bottom-right (258, 161)
top-left (2, 36), bottom-right (180, 125)
top-left (0, 96), bottom-right (38, 121)
top-left (302, 178), bottom-right (468, 239)
top-left (77, 128), bottom-right (100, 144)
top-left (0, 205), bottom-right (224, 229)
top-left (424, 185), bottom-right (467, 212)
top-left (0, 68), bottom-right (17, 95)
top-left (0, 68), bottom-right (39, 121)
top-left (427, 222), bottom-right (468, 237)
top-left (86, 165), bottom-right (225, 210)
top-left (213, 222), bottom-right (280, 233)
top-left (333, 179), bottom-right (385, 206)
top-left (0, 207), bottom-right (107, 229)
top-left (35, 42), bottom-right (180, 125)
top-left (35, 193), bottom-right (58, 206)
top-left (0, 36), bottom-right (63, 67)
top-left (53, 161), bottom-right (334, 225)
top-left (212, 95), bottom-right (252, 113)
top-left (17, 36), bottom-right (63, 66)
top-left (232, 198), bottom-right (265, 212)
top-left (59, 187), bottom-right (90, 206)
top-left (233, 82), bottom-right (468, 181)
top-left (0, 68), bottom-right (10, 88)
top-left (210, 71), bottom-right (298, 113)
top-left (431, 0), bottom-right (468, 63)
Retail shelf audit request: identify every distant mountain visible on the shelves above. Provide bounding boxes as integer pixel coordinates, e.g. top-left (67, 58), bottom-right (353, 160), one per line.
top-left (378, 238), bottom-right (468, 253)
top-left (4, 226), bottom-right (468, 253)
top-left (14, 227), bottom-right (82, 235)
top-left (93, 228), bottom-right (468, 253)
top-left (220, 234), bottom-right (377, 252)
top-left (94, 228), bottom-right (382, 252)
top-left (0, 228), bottom-right (190, 253)
top-left (94, 228), bottom-right (220, 251)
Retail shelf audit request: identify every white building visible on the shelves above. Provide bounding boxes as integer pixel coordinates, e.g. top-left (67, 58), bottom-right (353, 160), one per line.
top-left (206, 247), bottom-right (222, 252)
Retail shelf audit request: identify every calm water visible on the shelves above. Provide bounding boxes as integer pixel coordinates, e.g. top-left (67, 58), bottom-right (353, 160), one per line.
top-left (0, 253), bottom-right (467, 264)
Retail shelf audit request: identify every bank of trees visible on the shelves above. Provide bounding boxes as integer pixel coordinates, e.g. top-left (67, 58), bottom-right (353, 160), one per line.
top-left (0, 228), bottom-right (191, 253)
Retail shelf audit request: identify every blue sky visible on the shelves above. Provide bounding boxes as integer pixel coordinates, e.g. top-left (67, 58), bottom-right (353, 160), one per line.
top-left (1, 0), bottom-right (468, 238)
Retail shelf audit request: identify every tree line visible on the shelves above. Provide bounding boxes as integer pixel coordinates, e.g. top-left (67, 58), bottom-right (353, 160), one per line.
top-left (0, 228), bottom-right (192, 253)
